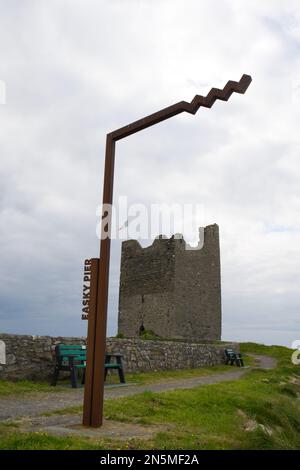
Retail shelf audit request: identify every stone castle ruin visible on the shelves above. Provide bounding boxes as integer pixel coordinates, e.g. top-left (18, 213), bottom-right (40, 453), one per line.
top-left (118, 224), bottom-right (222, 341)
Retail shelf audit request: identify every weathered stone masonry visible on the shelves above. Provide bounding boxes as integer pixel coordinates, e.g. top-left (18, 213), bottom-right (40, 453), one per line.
top-left (0, 333), bottom-right (238, 381)
top-left (118, 224), bottom-right (221, 341)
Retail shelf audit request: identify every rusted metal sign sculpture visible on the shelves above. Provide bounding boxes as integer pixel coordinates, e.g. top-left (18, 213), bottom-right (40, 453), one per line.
top-left (82, 74), bottom-right (252, 427)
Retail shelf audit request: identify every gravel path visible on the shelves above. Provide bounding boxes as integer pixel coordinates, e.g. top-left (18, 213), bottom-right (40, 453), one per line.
top-left (0, 355), bottom-right (277, 422)
top-left (248, 354), bottom-right (277, 370)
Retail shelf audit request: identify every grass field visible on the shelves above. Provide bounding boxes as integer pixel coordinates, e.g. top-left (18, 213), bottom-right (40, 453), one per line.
top-left (0, 343), bottom-right (299, 450)
top-left (0, 363), bottom-right (231, 397)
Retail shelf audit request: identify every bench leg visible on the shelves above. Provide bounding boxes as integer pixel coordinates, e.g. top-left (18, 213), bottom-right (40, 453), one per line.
top-left (116, 357), bottom-right (125, 383)
top-left (70, 366), bottom-right (78, 388)
top-left (51, 366), bottom-right (60, 386)
top-left (236, 356), bottom-right (244, 367)
top-left (81, 368), bottom-right (85, 385)
top-left (104, 367), bottom-right (108, 382)
top-left (118, 367), bottom-right (125, 384)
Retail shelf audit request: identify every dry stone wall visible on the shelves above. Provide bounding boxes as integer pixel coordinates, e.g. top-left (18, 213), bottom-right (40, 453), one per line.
top-left (0, 333), bottom-right (238, 381)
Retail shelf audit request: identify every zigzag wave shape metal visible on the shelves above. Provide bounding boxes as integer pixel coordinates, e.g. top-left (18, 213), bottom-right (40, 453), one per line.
top-left (185, 74), bottom-right (252, 114)
top-left (111, 74), bottom-right (252, 141)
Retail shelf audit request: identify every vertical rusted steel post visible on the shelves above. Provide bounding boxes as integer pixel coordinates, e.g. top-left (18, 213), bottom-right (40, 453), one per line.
top-left (82, 74), bottom-right (252, 427)
top-left (83, 137), bottom-right (115, 427)
top-left (90, 137), bottom-right (115, 427)
top-left (82, 258), bottom-right (99, 426)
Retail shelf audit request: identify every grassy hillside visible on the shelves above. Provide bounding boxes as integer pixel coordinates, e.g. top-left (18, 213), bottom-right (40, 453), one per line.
top-left (0, 343), bottom-right (299, 450)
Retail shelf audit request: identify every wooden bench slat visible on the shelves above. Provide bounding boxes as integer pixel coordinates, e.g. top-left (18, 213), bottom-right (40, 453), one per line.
top-left (58, 350), bottom-right (86, 357)
top-left (58, 349), bottom-right (86, 354)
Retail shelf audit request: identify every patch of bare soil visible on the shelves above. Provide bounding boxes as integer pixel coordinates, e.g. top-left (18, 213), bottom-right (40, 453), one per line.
top-left (11, 413), bottom-right (173, 441)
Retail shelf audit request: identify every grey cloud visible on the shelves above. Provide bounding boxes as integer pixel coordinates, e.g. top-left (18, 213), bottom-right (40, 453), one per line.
top-left (0, 1), bottom-right (299, 346)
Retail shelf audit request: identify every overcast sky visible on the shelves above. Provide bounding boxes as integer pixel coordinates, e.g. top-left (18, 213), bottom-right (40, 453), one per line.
top-left (0, 0), bottom-right (299, 347)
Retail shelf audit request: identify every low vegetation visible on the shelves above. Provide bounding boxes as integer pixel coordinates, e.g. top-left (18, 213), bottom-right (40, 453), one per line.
top-left (0, 363), bottom-right (232, 397)
top-left (0, 343), bottom-right (299, 450)
top-left (0, 380), bottom-right (59, 397)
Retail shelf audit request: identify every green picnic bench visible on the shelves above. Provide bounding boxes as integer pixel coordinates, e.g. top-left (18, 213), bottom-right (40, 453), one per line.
top-left (51, 344), bottom-right (125, 388)
top-left (224, 348), bottom-right (244, 367)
